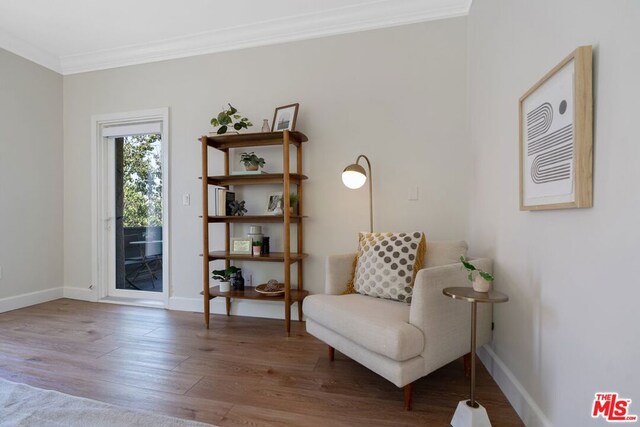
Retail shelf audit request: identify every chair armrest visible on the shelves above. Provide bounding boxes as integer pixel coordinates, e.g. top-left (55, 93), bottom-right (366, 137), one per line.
top-left (409, 258), bottom-right (493, 374)
top-left (325, 253), bottom-right (356, 295)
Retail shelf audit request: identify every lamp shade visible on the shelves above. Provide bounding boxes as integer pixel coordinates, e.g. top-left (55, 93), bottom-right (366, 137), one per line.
top-left (342, 164), bottom-right (367, 189)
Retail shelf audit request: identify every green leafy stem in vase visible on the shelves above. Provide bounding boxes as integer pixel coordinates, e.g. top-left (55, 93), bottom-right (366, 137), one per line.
top-left (460, 256), bottom-right (495, 282)
top-left (211, 104), bottom-right (253, 134)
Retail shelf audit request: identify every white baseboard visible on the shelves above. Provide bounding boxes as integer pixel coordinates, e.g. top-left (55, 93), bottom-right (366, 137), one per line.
top-left (62, 287), bottom-right (96, 302)
top-left (0, 287), bottom-right (63, 313)
top-left (478, 345), bottom-right (552, 427)
top-left (169, 295), bottom-right (301, 320)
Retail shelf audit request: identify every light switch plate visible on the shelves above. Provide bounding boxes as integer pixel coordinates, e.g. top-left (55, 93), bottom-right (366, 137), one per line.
top-left (408, 186), bottom-right (419, 201)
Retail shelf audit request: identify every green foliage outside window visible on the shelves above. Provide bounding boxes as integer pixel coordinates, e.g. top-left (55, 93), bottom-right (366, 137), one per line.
top-left (123, 134), bottom-right (162, 227)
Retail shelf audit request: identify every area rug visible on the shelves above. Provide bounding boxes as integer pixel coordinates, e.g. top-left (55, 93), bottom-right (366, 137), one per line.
top-left (0, 378), bottom-right (214, 427)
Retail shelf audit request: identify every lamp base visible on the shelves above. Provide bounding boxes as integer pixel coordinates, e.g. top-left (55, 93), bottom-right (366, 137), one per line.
top-left (451, 400), bottom-right (492, 427)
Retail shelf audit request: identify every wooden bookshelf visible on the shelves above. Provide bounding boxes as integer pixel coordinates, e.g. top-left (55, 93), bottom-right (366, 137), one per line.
top-left (200, 130), bottom-right (308, 335)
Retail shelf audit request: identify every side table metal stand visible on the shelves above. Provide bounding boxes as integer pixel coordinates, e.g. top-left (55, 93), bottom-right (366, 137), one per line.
top-left (443, 287), bottom-right (509, 427)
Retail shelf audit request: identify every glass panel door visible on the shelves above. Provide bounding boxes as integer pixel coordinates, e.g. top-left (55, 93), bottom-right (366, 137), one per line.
top-left (110, 134), bottom-right (163, 296)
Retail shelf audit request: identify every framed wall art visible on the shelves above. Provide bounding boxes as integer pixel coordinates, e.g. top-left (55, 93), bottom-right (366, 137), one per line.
top-left (519, 45), bottom-right (593, 211)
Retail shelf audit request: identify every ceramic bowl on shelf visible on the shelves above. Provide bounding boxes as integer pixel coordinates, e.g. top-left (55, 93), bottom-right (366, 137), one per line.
top-left (255, 281), bottom-right (284, 296)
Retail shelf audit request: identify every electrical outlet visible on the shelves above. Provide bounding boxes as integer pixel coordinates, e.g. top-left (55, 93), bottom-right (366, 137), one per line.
top-left (0, 266), bottom-right (3, 279)
top-left (183, 193), bottom-right (191, 206)
top-left (246, 274), bottom-right (252, 288)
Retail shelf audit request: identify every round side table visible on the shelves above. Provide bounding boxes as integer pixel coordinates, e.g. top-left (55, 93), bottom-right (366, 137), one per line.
top-left (443, 287), bottom-right (508, 427)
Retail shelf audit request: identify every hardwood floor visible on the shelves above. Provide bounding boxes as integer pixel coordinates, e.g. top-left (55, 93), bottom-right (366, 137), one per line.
top-left (0, 299), bottom-right (523, 426)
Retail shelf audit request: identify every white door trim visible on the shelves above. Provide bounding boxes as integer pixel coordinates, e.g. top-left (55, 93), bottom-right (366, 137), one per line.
top-left (91, 108), bottom-right (170, 308)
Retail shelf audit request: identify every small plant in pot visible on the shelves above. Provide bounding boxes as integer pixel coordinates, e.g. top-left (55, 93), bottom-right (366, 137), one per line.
top-left (210, 104), bottom-right (253, 135)
top-left (240, 152), bottom-right (266, 171)
top-left (460, 256), bottom-right (494, 292)
top-left (252, 240), bottom-right (263, 256)
top-left (212, 266), bottom-right (240, 292)
top-left (289, 193), bottom-right (299, 215)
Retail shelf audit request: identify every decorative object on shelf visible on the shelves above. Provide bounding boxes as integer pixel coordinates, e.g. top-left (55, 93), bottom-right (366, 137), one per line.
top-left (252, 240), bottom-right (263, 256)
top-left (210, 104), bottom-right (253, 135)
top-left (272, 103), bottom-right (299, 132)
top-left (230, 237), bottom-right (252, 254)
top-left (256, 280), bottom-right (285, 296)
top-left (289, 193), bottom-right (299, 215)
top-left (231, 268), bottom-right (245, 291)
top-left (266, 192), bottom-right (283, 215)
top-left (460, 256), bottom-right (494, 293)
top-left (247, 225), bottom-right (264, 244)
top-left (261, 119), bottom-right (270, 132)
top-left (519, 46), bottom-right (593, 211)
top-left (240, 152), bottom-right (266, 171)
top-left (262, 236), bottom-right (270, 255)
top-left (228, 199), bottom-right (247, 216)
top-left (212, 266), bottom-right (240, 292)
top-left (342, 154), bottom-right (374, 232)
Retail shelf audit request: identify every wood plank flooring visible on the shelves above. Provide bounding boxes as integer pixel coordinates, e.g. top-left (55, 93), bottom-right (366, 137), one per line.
top-left (0, 299), bottom-right (523, 426)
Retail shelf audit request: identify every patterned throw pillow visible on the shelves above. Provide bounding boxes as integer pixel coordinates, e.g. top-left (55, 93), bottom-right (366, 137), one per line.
top-left (345, 232), bottom-right (426, 303)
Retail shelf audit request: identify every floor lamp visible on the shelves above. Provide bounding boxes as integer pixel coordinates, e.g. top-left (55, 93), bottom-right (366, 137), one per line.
top-left (341, 154), bottom-right (373, 233)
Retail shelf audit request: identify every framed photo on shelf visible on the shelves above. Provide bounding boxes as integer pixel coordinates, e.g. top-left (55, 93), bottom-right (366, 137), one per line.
top-left (271, 103), bottom-right (299, 132)
top-left (266, 192), bottom-right (283, 214)
top-left (519, 45), bottom-right (593, 211)
top-left (230, 238), bottom-right (252, 254)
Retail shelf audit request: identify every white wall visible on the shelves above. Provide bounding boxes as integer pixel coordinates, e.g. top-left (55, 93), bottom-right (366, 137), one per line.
top-left (63, 18), bottom-right (470, 315)
top-left (0, 48), bottom-right (64, 310)
top-left (467, 1), bottom-right (640, 426)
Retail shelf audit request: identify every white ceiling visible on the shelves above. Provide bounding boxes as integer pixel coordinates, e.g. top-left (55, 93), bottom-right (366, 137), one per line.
top-left (0, 0), bottom-right (470, 75)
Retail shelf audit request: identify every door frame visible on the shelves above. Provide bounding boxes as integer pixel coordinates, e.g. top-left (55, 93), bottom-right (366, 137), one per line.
top-left (91, 108), bottom-right (170, 307)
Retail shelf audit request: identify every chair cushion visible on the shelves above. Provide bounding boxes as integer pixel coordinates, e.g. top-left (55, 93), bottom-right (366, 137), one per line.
top-left (347, 232), bottom-right (426, 303)
top-left (304, 294), bottom-right (424, 361)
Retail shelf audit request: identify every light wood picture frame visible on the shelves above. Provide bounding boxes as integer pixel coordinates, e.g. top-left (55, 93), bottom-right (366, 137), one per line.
top-left (271, 103), bottom-right (299, 132)
top-left (519, 45), bottom-right (593, 211)
top-left (230, 238), bottom-right (252, 254)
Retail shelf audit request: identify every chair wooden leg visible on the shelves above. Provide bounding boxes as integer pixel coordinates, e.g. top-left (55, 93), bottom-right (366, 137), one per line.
top-left (404, 383), bottom-right (413, 411)
top-left (328, 346), bottom-right (335, 362)
top-left (463, 352), bottom-right (472, 378)
top-left (225, 297), bottom-right (231, 316)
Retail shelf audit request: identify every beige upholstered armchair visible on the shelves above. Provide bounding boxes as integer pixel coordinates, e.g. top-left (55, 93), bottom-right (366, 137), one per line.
top-left (304, 241), bottom-right (492, 410)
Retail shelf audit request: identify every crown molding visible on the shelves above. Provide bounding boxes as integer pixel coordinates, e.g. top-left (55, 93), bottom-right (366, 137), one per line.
top-left (61, 0), bottom-right (470, 75)
top-left (1, 0), bottom-right (471, 75)
top-left (0, 28), bottom-right (61, 73)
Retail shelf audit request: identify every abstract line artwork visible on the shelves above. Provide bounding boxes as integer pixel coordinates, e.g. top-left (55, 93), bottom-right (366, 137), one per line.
top-left (519, 46), bottom-right (593, 211)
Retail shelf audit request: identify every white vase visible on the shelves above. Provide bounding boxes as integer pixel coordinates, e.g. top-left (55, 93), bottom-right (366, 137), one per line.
top-left (218, 281), bottom-right (231, 292)
top-left (472, 276), bottom-right (491, 293)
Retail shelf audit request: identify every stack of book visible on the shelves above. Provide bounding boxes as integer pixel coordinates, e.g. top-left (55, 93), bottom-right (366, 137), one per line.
top-left (212, 188), bottom-right (235, 216)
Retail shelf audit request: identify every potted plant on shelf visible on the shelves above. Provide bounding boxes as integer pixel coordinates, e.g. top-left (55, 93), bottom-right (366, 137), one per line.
top-left (240, 152), bottom-right (266, 171)
top-left (212, 266), bottom-right (240, 292)
top-left (460, 256), bottom-right (494, 292)
top-left (252, 240), bottom-right (263, 256)
top-left (210, 104), bottom-right (253, 135)
top-left (289, 193), bottom-right (299, 215)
